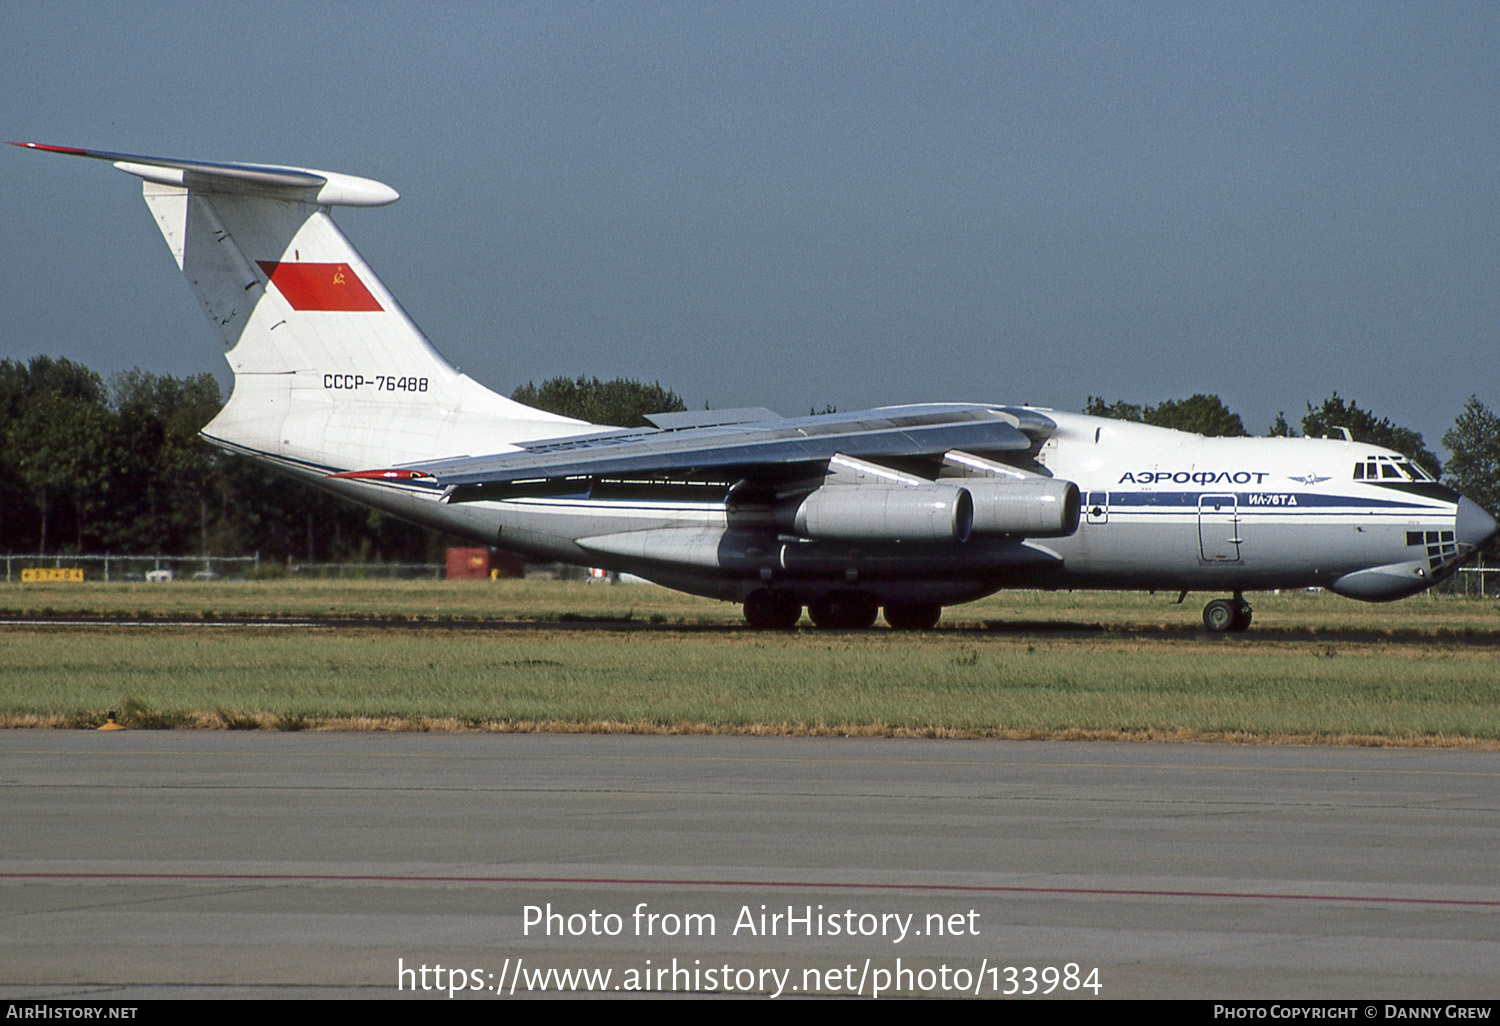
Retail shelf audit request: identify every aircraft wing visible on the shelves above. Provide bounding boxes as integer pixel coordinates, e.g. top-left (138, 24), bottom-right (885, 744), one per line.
top-left (343, 404), bottom-right (1053, 492)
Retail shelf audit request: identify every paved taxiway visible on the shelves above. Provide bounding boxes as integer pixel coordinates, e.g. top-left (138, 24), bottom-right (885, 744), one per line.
top-left (2, 733), bottom-right (1496, 998)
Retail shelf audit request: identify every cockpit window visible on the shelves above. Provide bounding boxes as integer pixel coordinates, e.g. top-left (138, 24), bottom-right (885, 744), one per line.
top-left (1354, 455), bottom-right (1433, 482)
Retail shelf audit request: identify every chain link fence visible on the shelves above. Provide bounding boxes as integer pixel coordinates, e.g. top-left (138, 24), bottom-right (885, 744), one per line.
top-left (1445, 558), bottom-right (1496, 597)
top-left (3, 553), bottom-right (444, 582)
top-left (3, 552), bottom-right (1493, 593)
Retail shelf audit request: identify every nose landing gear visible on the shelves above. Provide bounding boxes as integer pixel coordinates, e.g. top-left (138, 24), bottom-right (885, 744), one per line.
top-left (1203, 593), bottom-right (1253, 633)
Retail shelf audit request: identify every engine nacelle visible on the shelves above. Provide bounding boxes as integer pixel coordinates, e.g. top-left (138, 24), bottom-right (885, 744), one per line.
top-left (963, 477), bottom-right (1080, 537)
top-left (783, 485), bottom-right (973, 543)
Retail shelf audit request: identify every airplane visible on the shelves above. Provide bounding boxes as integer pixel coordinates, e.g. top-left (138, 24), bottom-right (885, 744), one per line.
top-left (13, 142), bottom-right (1498, 631)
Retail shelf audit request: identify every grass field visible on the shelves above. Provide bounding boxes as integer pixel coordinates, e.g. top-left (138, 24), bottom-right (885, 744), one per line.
top-left (2, 580), bottom-right (1497, 744)
top-left (4, 577), bottom-right (1498, 633)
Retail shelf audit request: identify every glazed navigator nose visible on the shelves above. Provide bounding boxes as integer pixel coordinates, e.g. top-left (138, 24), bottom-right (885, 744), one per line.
top-left (1456, 496), bottom-right (1499, 552)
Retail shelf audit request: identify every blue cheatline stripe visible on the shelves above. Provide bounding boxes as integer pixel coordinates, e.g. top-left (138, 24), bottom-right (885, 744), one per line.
top-left (200, 438), bottom-right (1456, 518)
top-left (1104, 491), bottom-right (1443, 513)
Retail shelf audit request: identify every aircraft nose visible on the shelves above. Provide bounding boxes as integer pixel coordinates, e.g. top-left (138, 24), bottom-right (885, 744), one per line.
top-left (1456, 496), bottom-right (1499, 552)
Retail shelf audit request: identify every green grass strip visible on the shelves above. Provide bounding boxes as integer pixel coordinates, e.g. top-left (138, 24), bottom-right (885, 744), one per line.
top-left (3, 626), bottom-right (1496, 745)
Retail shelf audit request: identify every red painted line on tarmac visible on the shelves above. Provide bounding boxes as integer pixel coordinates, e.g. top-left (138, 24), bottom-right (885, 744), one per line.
top-left (4, 872), bottom-right (1496, 908)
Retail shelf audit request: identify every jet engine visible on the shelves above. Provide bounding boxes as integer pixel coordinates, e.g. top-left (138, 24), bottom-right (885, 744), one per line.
top-left (781, 484), bottom-right (974, 543)
top-left (964, 477), bottom-right (1080, 537)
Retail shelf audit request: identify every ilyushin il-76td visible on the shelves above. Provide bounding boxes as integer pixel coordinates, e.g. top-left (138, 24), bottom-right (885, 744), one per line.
top-left (16, 143), bottom-right (1497, 631)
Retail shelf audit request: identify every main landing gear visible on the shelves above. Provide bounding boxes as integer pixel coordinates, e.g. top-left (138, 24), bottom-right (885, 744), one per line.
top-left (807, 591), bottom-right (880, 630)
top-left (883, 601), bottom-right (942, 631)
top-left (742, 589), bottom-right (802, 630)
top-left (1202, 592), bottom-right (1253, 633)
top-left (741, 590), bottom-right (943, 631)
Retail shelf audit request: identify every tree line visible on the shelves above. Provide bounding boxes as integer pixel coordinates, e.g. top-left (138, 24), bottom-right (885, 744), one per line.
top-left (1, 354), bottom-right (1493, 558)
top-left (1084, 391), bottom-right (1500, 552)
top-left (1080, 396), bottom-right (1476, 486)
top-left (0, 357), bottom-right (442, 561)
top-left (0, 359), bottom-right (683, 559)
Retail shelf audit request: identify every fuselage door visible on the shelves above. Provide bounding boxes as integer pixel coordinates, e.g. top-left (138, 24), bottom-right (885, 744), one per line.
top-left (1085, 491), bottom-right (1109, 525)
top-left (1197, 493), bottom-right (1241, 562)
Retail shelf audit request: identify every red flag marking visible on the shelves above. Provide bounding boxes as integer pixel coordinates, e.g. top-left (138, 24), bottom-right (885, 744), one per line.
top-left (256, 261), bottom-right (382, 312)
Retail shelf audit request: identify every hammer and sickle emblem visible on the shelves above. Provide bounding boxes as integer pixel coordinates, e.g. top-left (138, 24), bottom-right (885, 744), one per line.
top-left (332, 268), bottom-right (347, 286)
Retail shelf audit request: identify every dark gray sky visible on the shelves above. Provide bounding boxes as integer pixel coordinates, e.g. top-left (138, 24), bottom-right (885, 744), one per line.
top-left (4, 2), bottom-right (1496, 451)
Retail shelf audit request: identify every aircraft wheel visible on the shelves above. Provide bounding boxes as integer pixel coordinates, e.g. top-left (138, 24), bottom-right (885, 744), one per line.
top-left (1203, 599), bottom-right (1237, 633)
top-left (884, 601), bottom-right (942, 630)
top-left (808, 591), bottom-right (879, 630)
top-left (743, 590), bottom-right (802, 630)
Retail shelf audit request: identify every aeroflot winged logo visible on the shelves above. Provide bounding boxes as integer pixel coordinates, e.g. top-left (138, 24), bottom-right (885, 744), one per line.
top-left (256, 261), bottom-right (383, 312)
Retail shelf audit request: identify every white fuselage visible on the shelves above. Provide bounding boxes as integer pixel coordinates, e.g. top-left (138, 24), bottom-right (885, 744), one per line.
top-left (267, 408), bottom-right (1468, 607)
top-left (26, 141), bottom-right (1491, 622)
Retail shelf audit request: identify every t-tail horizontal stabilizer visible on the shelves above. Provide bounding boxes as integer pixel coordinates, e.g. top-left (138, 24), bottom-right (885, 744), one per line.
top-left (7, 142), bottom-right (400, 206)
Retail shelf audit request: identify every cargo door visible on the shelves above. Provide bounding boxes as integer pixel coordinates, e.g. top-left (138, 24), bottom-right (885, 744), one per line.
top-left (1197, 493), bottom-right (1241, 562)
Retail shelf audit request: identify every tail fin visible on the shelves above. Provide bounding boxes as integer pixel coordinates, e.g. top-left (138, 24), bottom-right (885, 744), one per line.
top-left (12, 143), bottom-right (581, 472)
